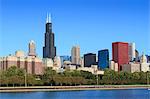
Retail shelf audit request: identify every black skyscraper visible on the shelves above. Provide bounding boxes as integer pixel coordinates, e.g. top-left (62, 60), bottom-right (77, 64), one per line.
top-left (84, 53), bottom-right (96, 67)
top-left (43, 14), bottom-right (56, 58)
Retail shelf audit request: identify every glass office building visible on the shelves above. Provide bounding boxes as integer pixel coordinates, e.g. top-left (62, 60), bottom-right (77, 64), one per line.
top-left (98, 49), bottom-right (109, 70)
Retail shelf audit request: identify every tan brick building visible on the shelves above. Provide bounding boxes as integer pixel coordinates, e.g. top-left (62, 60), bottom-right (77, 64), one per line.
top-left (0, 41), bottom-right (43, 75)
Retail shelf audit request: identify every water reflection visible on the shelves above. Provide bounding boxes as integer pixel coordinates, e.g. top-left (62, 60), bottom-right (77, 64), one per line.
top-left (0, 89), bottom-right (150, 99)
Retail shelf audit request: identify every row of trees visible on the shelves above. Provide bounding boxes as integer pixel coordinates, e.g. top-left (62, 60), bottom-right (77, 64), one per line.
top-left (0, 66), bottom-right (150, 86)
top-left (101, 69), bottom-right (150, 85)
top-left (42, 67), bottom-right (96, 86)
top-left (0, 66), bottom-right (43, 86)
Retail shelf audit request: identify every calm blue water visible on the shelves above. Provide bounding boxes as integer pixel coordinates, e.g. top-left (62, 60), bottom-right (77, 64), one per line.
top-left (0, 89), bottom-right (150, 99)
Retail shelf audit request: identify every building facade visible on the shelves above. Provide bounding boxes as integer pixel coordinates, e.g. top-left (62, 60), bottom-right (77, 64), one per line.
top-left (53, 56), bottom-right (61, 69)
top-left (140, 53), bottom-right (150, 72)
top-left (122, 53), bottom-right (150, 73)
top-left (128, 43), bottom-right (136, 61)
top-left (112, 42), bottom-right (129, 71)
top-left (122, 63), bottom-right (140, 73)
top-left (43, 14), bottom-right (56, 59)
top-left (80, 57), bottom-right (84, 67)
top-left (42, 58), bottom-right (53, 68)
top-left (60, 56), bottom-right (71, 67)
top-left (0, 41), bottom-right (43, 75)
top-left (84, 53), bottom-right (96, 67)
top-left (0, 51), bottom-right (43, 75)
top-left (109, 60), bottom-right (118, 72)
top-left (98, 49), bottom-right (109, 70)
top-left (28, 40), bottom-right (36, 57)
top-left (146, 55), bottom-right (150, 63)
top-left (135, 49), bottom-right (140, 62)
top-left (71, 46), bottom-right (80, 65)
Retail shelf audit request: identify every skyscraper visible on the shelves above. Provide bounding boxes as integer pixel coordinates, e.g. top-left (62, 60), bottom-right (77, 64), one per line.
top-left (128, 43), bottom-right (136, 61)
top-left (43, 14), bottom-right (56, 59)
top-left (98, 49), bottom-right (109, 70)
top-left (28, 40), bottom-right (36, 57)
top-left (71, 46), bottom-right (80, 65)
top-left (112, 42), bottom-right (129, 71)
top-left (135, 49), bottom-right (140, 62)
top-left (84, 53), bottom-right (96, 67)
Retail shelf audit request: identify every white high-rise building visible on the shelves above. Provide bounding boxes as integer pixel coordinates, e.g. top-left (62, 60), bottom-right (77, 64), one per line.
top-left (71, 46), bottom-right (80, 65)
top-left (140, 53), bottom-right (150, 72)
top-left (129, 43), bottom-right (136, 61)
top-left (53, 56), bottom-right (61, 69)
top-left (53, 56), bottom-right (63, 72)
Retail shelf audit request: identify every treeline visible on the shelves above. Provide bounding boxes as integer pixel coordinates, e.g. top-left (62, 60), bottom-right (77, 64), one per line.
top-left (0, 66), bottom-right (149, 86)
top-left (100, 69), bottom-right (150, 85)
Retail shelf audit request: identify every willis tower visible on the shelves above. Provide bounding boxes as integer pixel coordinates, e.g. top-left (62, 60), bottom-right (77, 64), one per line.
top-left (43, 14), bottom-right (56, 59)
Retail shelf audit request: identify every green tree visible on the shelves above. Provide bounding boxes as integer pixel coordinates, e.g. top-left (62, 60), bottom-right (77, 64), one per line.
top-left (42, 67), bottom-right (57, 85)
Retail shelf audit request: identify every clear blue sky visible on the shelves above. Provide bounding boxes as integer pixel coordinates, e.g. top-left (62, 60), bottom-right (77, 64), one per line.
top-left (0, 0), bottom-right (150, 58)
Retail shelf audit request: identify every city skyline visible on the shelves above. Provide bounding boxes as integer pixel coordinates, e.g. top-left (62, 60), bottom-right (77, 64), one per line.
top-left (0, 0), bottom-right (150, 57)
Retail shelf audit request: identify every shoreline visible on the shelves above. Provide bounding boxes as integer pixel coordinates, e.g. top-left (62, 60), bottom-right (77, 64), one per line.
top-left (0, 85), bottom-right (150, 92)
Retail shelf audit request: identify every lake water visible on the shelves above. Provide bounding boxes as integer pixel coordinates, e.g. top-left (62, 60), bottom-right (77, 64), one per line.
top-left (0, 89), bottom-right (150, 99)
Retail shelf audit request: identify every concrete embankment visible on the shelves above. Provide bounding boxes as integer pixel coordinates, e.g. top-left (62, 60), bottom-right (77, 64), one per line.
top-left (0, 85), bottom-right (150, 92)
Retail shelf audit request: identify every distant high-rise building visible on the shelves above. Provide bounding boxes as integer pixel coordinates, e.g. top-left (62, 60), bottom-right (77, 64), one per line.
top-left (112, 42), bottom-right (129, 71)
top-left (140, 53), bottom-right (149, 72)
top-left (128, 43), bottom-right (136, 61)
top-left (53, 56), bottom-right (61, 68)
top-left (140, 53), bottom-right (147, 63)
top-left (98, 49), bottom-right (109, 70)
top-left (28, 40), bottom-right (36, 57)
top-left (43, 14), bottom-right (56, 59)
top-left (60, 56), bottom-right (71, 66)
top-left (84, 53), bottom-right (96, 67)
top-left (135, 49), bottom-right (140, 62)
top-left (80, 57), bottom-right (84, 67)
top-left (71, 46), bottom-right (80, 65)
top-left (146, 55), bottom-right (150, 63)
